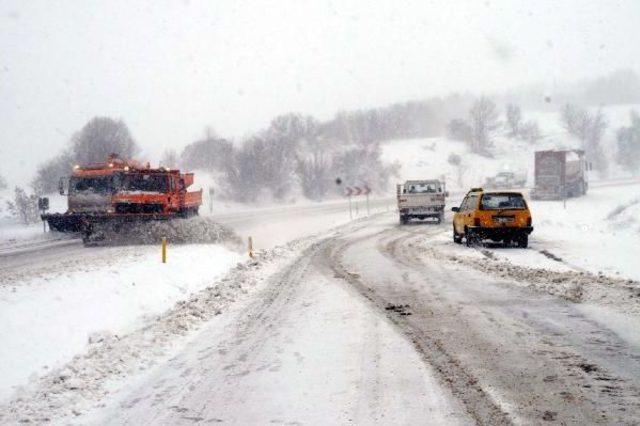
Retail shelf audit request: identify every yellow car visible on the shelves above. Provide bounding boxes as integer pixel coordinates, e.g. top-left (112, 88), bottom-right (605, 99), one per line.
top-left (451, 188), bottom-right (533, 248)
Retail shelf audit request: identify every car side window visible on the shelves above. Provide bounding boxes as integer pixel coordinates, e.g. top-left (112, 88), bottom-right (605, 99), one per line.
top-left (466, 195), bottom-right (478, 211)
top-left (459, 196), bottom-right (468, 211)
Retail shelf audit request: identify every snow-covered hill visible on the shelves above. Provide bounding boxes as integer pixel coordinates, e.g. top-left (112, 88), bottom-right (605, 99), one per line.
top-left (382, 104), bottom-right (640, 191)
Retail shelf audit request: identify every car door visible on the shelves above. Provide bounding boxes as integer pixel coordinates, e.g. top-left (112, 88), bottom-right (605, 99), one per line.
top-left (454, 196), bottom-right (468, 233)
top-left (463, 194), bottom-right (479, 228)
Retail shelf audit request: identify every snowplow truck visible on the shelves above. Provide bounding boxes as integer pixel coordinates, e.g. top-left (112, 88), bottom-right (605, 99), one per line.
top-left (530, 150), bottom-right (590, 200)
top-left (42, 155), bottom-right (202, 242)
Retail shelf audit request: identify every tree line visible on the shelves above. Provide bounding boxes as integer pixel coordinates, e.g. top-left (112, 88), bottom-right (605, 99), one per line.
top-left (5, 86), bottom-right (640, 223)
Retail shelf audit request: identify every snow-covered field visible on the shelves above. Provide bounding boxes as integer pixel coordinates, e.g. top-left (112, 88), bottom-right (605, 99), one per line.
top-left (0, 243), bottom-right (242, 402)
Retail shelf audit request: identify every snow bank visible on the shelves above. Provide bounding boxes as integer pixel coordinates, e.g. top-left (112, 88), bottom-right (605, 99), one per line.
top-left (606, 197), bottom-right (640, 234)
top-left (0, 239), bottom-right (301, 424)
top-left (92, 216), bottom-right (243, 247)
top-left (528, 183), bottom-right (640, 280)
top-left (421, 241), bottom-right (640, 316)
top-left (0, 243), bottom-right (242, 402)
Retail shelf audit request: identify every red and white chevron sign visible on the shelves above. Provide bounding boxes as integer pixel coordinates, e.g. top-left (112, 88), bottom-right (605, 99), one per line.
top-left (344, 186), bottom-right (371, 196)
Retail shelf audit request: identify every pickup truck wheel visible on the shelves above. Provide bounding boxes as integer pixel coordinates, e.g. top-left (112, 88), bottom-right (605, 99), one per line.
top-left (399, 215), bottom-right (407, 225)
top-left (516, 234), bottom-right (528, 248)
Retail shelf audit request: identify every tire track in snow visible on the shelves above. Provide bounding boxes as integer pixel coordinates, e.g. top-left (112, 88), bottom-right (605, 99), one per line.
top-left (324, 222), bottom-right (640, 424)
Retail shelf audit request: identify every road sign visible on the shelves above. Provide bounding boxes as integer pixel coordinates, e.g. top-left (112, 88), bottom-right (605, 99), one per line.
top-left (345, 186), bottom-right (373, 197)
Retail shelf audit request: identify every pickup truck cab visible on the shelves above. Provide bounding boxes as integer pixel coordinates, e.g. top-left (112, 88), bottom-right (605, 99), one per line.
top-left (451, 188), bottom-right (533, 247)
top-left (397, 180), bottom-right (447, 224)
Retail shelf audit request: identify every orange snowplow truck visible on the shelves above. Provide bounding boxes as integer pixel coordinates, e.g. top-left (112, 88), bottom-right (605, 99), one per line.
top-left (42, 155), bottom-right (202, 240)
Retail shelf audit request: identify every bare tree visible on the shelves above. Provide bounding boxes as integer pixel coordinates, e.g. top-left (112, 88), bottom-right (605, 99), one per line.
top-left (72, 117), bottom-right (138, 164)
top-left (297, 147), bottom-right (331, 200)
top-left (519, 120), bottom-right (542, 144)
top-left (469, 97), bottom-right (501, 155)
top-left (505, 104), bottom-right (522, 138)
top-left (447, 153), bottom-right (466, 188)
top-left (560, 103), bottom-right (591, 140)
top-left (6, 187), bottom-right (40, 224)
top-left (561, 104), bottom-right (608, 173)
top-left (31, 151), bottom-right (74, 194)
top-left (447, 118), bottom-right (472, 142)
top-left (160, 149), bottom-right (179, 169)
top-left (586, 109), bottom-right (608, 174)
top-left (331, 142), bottom-right (397, 194)
top-left (616, 111), bottom-right (640, 175)
top-left (181, 136), bottom-right (234, 172)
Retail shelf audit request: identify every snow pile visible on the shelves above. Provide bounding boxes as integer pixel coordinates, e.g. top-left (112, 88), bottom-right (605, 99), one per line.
top-left (606, 197), bottom-right (640, 234)
top-left (0, 239), bottom-right (306, 424)
top-left (93, 216), bottom-right (242, 247)
top-left (421, 245), bottom-right (640, 315)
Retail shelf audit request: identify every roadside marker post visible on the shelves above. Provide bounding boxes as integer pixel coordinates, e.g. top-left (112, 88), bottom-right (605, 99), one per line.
top-left (161, 237), bottom-right (167, 263)
top-left (363, 185), bottom-right (371, 216)
top-left (345, 187), bottom-right (354, 219)
top-left (353, 187), bottom-right (360, 215)
top-left (248, 236), bottom-right (254, 258)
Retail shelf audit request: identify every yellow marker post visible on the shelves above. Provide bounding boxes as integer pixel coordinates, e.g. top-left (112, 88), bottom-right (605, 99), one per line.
top-left (162, 237), bottom-right (167, 263)
top-left (248, 236), bottom-right (253, 258)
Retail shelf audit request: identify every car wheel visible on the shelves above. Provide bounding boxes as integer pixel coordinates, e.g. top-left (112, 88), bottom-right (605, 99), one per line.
top-left (464, 228), bottom-right (475, 247)
top-left (453, 227), bottom-right (462, 244)
top-left (516, 234), bottom-right (528, 248)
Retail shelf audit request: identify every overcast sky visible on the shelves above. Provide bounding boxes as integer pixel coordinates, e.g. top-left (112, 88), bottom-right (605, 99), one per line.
top-left (1, 0), bottom-right (639, 185)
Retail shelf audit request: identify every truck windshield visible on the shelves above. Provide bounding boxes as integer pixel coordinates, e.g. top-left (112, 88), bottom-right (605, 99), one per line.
top-left (123, 174), bottom-right (168, 193)
top-left (69, 176), bottom-right (114, 194)
top-left (481, 194), bottom-right (526, 210)
top-left (407, 183), bottom-right (440, 193)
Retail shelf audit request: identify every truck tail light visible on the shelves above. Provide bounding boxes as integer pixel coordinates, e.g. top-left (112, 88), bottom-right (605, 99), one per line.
top-left (527, 217), bottom-right (532, 226)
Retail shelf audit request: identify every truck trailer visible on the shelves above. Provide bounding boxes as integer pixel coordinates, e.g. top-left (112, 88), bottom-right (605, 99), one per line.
top-left (530, 149), bottom-right (590, 200)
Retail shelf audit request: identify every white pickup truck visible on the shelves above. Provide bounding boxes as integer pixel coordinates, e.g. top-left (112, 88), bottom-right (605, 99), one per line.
top-left (397, 180), bottom-right (448, 224)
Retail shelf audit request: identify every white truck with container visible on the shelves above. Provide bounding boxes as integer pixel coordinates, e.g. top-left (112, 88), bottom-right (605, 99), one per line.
top-left (397, 180), bottom-right (448, 224)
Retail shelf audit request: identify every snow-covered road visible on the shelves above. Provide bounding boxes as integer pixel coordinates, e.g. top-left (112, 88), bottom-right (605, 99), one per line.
top-left (1, 187), bottom-right (639, 424)
top-left (14, 214), bottom-right (630, 425)
top-left (86, 223), bottom-right (469, 425)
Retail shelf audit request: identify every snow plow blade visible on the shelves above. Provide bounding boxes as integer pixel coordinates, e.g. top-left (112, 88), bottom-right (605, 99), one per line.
top-left (42, 213), bottom-right (176, 245)
top-left (42, 213), bottom-right (87, 233)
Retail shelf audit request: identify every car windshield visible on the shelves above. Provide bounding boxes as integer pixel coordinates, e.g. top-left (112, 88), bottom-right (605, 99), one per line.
top-left (122, 174), bottom-right (168, 192)
top-left (481, 194), bottom-right (526, 209)
top-left (69, 176), bottom-right (114, 194)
